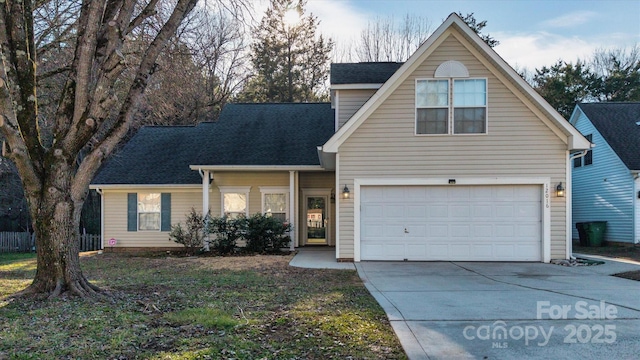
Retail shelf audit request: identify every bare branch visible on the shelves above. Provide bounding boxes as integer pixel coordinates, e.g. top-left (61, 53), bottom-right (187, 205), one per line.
top-left (37, 66), bottom-right (71, 82)
top-left (125, 0), bottom-right (160, 35)
top-left (71, 0), bottom-right (199, 194)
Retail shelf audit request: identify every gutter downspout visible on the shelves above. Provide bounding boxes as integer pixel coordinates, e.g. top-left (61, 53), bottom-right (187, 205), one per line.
top-left (567, 150), bottom-right (589, 259)
top-left (633, 172), bottom-right (639, 244)
top-left (95, 188), bottom-right (104, 251)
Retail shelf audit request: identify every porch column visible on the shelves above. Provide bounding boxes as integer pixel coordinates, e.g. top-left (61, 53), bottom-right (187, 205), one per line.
top-left (202, 170), bottom-right (210, 251)
top-left (289, 170), bottom-right (296, 251)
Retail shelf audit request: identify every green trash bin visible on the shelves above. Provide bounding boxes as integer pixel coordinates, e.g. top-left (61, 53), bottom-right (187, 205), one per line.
top-left (585, 221), bottom-right (607, 247)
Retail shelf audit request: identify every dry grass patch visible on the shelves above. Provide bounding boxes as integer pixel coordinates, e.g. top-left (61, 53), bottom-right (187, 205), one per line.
top-left (0, 252), bottom-right (406, 359)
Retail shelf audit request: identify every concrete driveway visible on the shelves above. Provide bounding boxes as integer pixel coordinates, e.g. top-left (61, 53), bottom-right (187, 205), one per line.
top-left (356, 257), bottom-right (640, 359)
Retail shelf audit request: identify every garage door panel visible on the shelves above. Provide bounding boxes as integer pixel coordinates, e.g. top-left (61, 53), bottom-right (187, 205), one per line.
top-left (473, 224), bottom-right (493, 237)
top-left (362, 206), bottom-right (383, 220)
top-left (406, 205), bottom-right (427, 218)
top-left (361, 224), bottom-right (384, 238)
top-left (360, 185), bottom-right (542, 261)
top-left (383, 204), bottom-right (405, 218)
top-left (472, 244), bottom-right (494, 258)
top-left (383, 187), bottom-right (406, 200)
top-left (517, 224), bottom-right (540, 237)
top-left (496, 205), bottom-right (516, 218)
top-left (451, 225), bottom-right (470, 237)
top-left (405, 224), bottom-right (427, 237)
top-left (450, 187), bottom-right (471, 200)
top-left (450, 205), bottom-right (471, 219)
top-left (517, 204), bottom-right (540, 218)
top-left (429, 224), bottom-right (449, 237)
top-left (405, 186), bottom-right (428, 201)
top-left (495, 224), bottom-right (516, 237)
top-left (450, 244), bottom-right (471, 257)
top-left (472, 205), bottom-right (493, 218)
top-left (406, 244), bottom-right (427, 258)
top-left (429, 205), bottom-right (449, 218)
top-left (495, 244), bottom-right (516, 258)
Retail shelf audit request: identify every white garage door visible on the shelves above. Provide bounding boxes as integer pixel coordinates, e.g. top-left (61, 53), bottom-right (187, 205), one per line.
top-left (360, 185), bottom-right (542, 261)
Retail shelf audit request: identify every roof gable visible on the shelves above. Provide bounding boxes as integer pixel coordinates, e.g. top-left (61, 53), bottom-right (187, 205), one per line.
top-left (577, 102), bottom-right (640, 171)
top-left (322, 13), bottom-right (591, 152)
top-left (92, 103), bottom-right (334, 185)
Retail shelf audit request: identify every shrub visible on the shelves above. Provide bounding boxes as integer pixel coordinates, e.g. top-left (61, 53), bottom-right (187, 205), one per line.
top-left (244, 213), bottom-right (292, 253)
top-left (169, 208), bottom-right (205, 255)
top-left (207, 215), bottom-right (244, 254)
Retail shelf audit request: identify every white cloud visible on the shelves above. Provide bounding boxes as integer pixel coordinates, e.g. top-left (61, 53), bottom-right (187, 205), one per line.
top-left (539, 11), bottom-right (598, 28)
top-left (493, 31), bottom-right (638, 71)
top-left (307, 0), bottom-right (370, 42)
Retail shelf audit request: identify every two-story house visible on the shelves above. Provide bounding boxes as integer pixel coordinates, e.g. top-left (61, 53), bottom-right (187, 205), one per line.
top-left (570, 102), bottom-right (640, 244)
top-left (91, 13), bottom-right (590, 262)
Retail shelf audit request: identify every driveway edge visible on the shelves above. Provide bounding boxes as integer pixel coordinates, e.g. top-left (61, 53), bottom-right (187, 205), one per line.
top-left (355, 263), bottom-right (429, 360)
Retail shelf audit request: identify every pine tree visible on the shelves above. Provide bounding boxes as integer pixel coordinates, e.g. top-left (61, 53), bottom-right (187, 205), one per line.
top-left (238, 0), bottom-right (333, 102)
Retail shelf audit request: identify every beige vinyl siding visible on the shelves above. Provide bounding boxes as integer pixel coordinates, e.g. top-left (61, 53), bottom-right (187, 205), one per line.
top-left (299, 172), bottom-right (336, 245)
top-left (103, 187), bottom-right (202, 248)
top-left (337, 31), bottom-right (569, 260)
top-left (103, 172), bottom-right (292, 248)
top-left (337, 89), bottom-right (376, 128)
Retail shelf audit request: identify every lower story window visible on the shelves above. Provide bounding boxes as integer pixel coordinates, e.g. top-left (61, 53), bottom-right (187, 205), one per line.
top-left (223, 193), bottom-right (247, 218)
top-left (219, 186), bottom-right (251, 219)
top-left (260, 187), bottom-right (289, 222)
top-left (138, 193), bottom-right (161, 230)
top-left (265, 193), bottom-right (287, 221)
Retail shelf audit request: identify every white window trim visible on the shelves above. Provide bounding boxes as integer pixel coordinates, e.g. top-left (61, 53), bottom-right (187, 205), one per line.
top-left (415, 77), bottom-right (489, 136)
top-left (137, 192), bottom-right (161, 232)
top-left (218, 186), bottom-right (250, 217)
top-left (259, 186), bottom-right (290, 220)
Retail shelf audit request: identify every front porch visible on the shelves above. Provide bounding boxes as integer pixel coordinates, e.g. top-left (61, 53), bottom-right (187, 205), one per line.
top-left (192, 168), bottom-right (336, 250)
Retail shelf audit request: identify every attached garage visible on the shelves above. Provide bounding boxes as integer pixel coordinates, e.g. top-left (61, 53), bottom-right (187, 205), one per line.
top-left (359, 184), bottom-right (543, 261)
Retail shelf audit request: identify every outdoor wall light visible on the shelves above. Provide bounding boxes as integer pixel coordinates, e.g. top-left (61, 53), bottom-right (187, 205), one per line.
top-left (342, 184), bottom-right (350, 199)
top-left (556, 182), bottom-right (565, 197)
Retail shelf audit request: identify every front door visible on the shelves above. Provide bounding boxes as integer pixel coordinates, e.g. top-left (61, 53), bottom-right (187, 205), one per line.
top-left (306, 196), bottom-right (328, 245)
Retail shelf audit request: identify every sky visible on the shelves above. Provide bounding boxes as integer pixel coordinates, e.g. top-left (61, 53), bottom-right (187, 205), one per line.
top-left (256, 0), bottom-right (640, 71)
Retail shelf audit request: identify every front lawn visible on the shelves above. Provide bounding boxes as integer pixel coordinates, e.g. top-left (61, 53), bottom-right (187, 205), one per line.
top-left (0, 252), bottom-right (406, 359)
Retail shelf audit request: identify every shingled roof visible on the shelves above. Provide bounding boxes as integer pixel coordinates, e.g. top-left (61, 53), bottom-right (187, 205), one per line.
top-left (578, 102), bottom-right (640, 171)
top-left (92, 103), bottom-right (335, 185)
top-left (330, 62), bottom-right (403, 85)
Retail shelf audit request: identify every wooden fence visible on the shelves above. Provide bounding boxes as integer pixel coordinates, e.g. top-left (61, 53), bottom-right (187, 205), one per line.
top-left (0, 232), bottom-right (101, 253)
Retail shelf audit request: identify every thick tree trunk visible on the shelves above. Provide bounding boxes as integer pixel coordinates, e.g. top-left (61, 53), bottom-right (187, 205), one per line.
top-left (18, 162), bottom-right (101, 299)
top-left (1, 0), bottom-right (200, 300)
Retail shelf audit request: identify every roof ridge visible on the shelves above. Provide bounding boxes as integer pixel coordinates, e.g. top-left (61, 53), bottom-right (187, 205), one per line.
top-left (581, 101), bottom-right (640, 105)
top-left (331, 61), bottom-right (404, 65)
top-left (140, 124), bottom-right (198, 129)
top-left (229, 102), bottom-right (331, 105)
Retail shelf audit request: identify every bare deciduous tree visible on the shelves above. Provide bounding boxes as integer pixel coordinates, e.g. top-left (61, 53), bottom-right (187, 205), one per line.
top-left (0, 0), bottom-right (221, 298)
top-left (335, 14), bottom-right (432, 63)
top-left (142, 6), bottom-right (248, 125)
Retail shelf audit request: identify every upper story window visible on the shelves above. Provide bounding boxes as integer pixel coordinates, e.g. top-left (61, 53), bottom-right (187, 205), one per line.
top-left (416, 78), bottom-right (487, 135)
top-left (574, 134), bottom-right (593, 167)
top-left (416, 60), bottom-right (487, 135)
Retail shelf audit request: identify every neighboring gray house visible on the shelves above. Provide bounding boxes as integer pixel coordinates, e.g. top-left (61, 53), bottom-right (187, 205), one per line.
top-left (570, 102), bottom-right (640, 244)
top-left (91, 13), bottom-right (591, 262)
